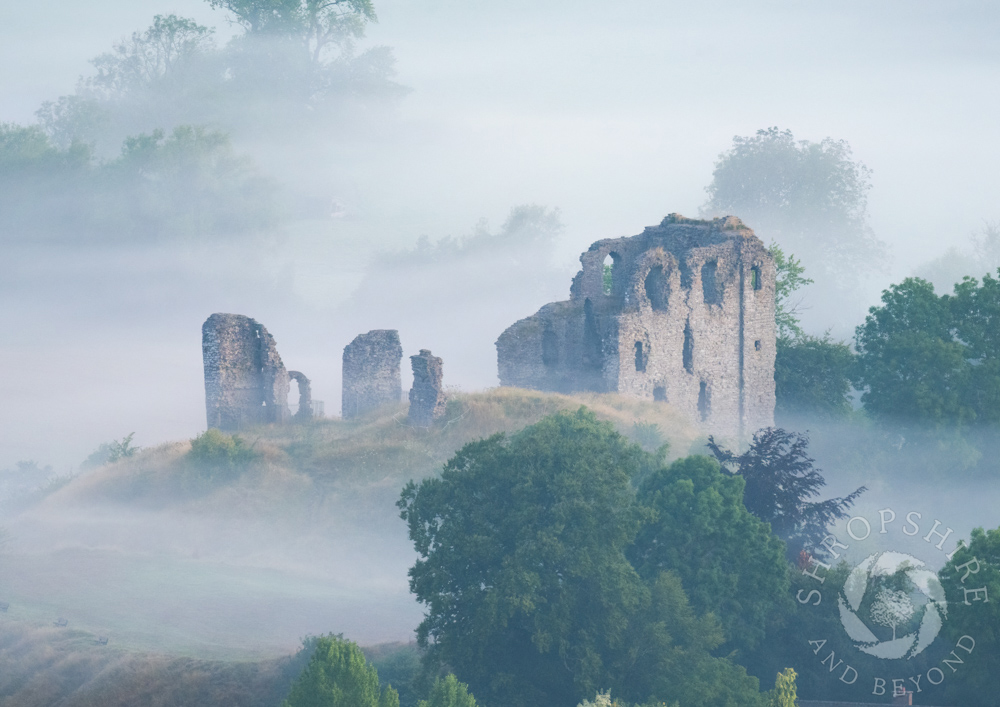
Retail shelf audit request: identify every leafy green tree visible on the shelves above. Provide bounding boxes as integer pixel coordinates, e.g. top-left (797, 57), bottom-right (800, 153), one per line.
top-left (399, 409), bottom-right (768, 707)
top-left (703, 127), bottom-right (883, 279)
top-left (417, 675), bottom-right (477, 707)
top-left (708, 428), bottom-right (865, 558)
top-left (282, 634), bottom-right (400, 707)
top-left (855, 271), bottom-right (1000, 429)
top-left (630, 455), bottom-right (789, 654)
top-left (938, 527), bottom-right (1000, 707)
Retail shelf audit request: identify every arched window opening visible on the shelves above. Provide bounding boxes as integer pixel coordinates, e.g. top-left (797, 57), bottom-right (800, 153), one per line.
top-left (602, 252), bottom-right (620, 296)
top-left (702, 261), bottom-right (721, 305)
top-left (698, 381), bottom-right (710, 421)
top-left (634, 341), bottom-right (647, 372)
top-left (644, 265), bottom-right (668, 311)
top-left (288, 371), bottom-right (313, 420)
top-left (683, 320), bottom-right (694, 374)
top-left (751, 265), bottom-right (762, 291)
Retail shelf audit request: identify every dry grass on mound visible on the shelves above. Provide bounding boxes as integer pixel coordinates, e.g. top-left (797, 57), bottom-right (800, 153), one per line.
top-left (45, 389), bottom-right (704, 511)
top-left (0, 618), bottom-right (298, 707)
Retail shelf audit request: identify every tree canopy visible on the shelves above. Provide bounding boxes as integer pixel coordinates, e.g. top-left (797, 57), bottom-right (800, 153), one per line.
top-left (938, 526), bottom-right (1000, 707)
top-left (399, 409), bottom-right (771, 707)
top-left (630, 455), bottom-right (788, 655)
top-left (854, 274), bottom-right (1000, 426)
top-left (703, 127), bottom-right (883, 279)
top-left (282, 634), bottom-right (399, 707)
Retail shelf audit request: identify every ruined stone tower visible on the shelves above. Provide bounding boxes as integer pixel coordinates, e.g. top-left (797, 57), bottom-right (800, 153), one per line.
top-left (342, 330), bottom-right (403, 419)
top-left (202, 313), bottom-right (290, 431)
top-left (409, 349), bottom-right (447, 427)
top-left (496, 214), bottom-right (776, 437)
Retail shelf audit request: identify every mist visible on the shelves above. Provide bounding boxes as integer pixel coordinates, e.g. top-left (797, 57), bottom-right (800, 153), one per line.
top-left (3, 0), bottom-right (1000, 702)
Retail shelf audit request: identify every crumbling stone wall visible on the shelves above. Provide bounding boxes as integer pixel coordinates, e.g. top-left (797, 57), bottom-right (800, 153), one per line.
top-left (342, 330), bottom-right (403, 418)
top-left (288, 371), bottom-right (313, 420)
top-left (203, 313), bottom-right (290, 431)
top-left (496, 214), bottom-right (776, 437)
top-left (409, 349), bottom-right (447, 427)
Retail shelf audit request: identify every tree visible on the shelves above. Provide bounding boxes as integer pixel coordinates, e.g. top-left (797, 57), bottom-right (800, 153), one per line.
top-left (854, 278), bottom-right (969, 424)
top-left (417, 675), bottom-right (477, 707)
top-left (629, 456), bottom-right (789, 654)
top-left (88, 15), bottom-right (216, 98)
top-left (767, 668), bottom-right (798, 707)
top-left (852, 276), bottom-right (1000, 426)
top-left (770, 244), bottom-right (813, 341)
top-left (399, 409), bottom-right (768, 707)
top-left (282, 634), bottom-right (400, 707)
top-left (208, 0), bottom-right (376, 63)
top-left (938, 526), bottom-right (1000, 707)
top-left (708, 428), bottom-right (865, 558)
top-left (703, 127), bottom-right (884, 280)
top-left (775, 335), bottom-right (855, 419)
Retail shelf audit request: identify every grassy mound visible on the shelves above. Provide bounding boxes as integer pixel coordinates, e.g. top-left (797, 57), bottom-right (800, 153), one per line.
top-left (0, 390), bottom-right (698, 705)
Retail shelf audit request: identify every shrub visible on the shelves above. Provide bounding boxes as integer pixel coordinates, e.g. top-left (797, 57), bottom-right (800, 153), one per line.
top-left (188, 428), bottom-right (258, 471)
top-left (83, 432), bottom-right (141, 468)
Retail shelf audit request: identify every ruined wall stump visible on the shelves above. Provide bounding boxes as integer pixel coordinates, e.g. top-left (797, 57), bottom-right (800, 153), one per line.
top-left (342, 330), bottom-right (403, 419)
top-left (409, 349), bottom-right (447, 427)
top-left (203, 313), bottom-right (290, 431)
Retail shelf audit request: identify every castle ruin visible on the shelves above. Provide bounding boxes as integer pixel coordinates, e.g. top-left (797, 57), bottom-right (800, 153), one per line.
top-left (496, 215), bottom-right (776, 437)
top-left (409, 349), bottom-right (447, 426)
top-left (203, 313), bottom-right (292, 431)
top-left (342, 330), bottom-right (403, 419)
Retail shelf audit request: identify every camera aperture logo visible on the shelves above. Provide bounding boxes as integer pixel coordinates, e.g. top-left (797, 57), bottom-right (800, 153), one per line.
top-left (797, 508), bottom-right (990, 698)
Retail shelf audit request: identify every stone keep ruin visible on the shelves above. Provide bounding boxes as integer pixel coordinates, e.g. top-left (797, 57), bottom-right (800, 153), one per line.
top-left (202, 313), bottom-right (313, 430)
top-left (496, 214), bottom-right (776, 437)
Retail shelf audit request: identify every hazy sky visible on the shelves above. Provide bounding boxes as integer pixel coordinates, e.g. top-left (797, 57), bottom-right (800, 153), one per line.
top-left (3, 0), bottom-right (1000, 467)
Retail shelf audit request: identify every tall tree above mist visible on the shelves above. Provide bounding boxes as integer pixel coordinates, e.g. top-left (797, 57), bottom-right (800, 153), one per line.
top-left (708, 428), bottom-right (865, 559)
top-left (208, 0), bottom-right (375, 64)
top-left (0, 123), bottom-right (276, 243)
top-left (703, 128), bottom-right (884, 278)
top-left (36, 4), bottom-right (404, 155)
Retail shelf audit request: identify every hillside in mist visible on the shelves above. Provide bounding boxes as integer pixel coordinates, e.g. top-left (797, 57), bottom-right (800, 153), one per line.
top-left (0, 388), bottom-right (696, 706)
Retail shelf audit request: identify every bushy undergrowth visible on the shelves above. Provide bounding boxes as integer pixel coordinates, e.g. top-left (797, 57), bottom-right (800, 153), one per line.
top-left (188, 429), bottom-right (259, 472)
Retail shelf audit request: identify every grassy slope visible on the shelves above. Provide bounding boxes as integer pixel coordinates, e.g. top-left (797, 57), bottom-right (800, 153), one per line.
top-left (0, 389), bottom-right (699, 707)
